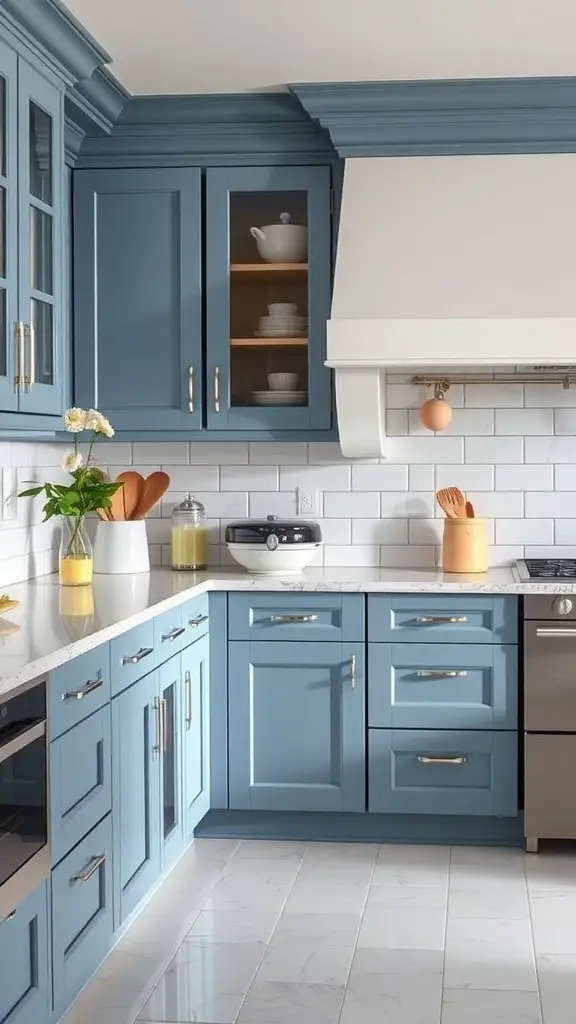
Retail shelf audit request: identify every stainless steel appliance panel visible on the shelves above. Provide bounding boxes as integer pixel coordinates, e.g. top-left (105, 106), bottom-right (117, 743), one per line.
top-left (525, 619), bottom-right (576, 731)
top-left (525, 734), bottom-right (576, 840)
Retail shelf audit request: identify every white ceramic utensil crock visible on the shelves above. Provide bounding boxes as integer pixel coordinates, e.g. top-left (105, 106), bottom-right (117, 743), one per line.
top-left (250, 213), bottom-right (307, 263)
top-left (94, 519), bottom-right (150, 574)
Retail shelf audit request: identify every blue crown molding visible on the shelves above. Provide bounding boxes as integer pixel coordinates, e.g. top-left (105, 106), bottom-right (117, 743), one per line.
top-left (64, 115), bottom-right (85, 165)
top-left (76, 91), bottom-right (336, 167)
top-left (66, 67), bottom-right (130, 136)
top-left (0, 0), bottom-right (111, 85)
top-left (291, 78), bottom-right (576, 156)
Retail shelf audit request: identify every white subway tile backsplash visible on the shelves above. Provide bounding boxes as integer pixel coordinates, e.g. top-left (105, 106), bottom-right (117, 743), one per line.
top-left (409, 465), bottom-right (435, 491)
top-left (524, 546), bottom-right (576, 558)
top-left (495, 464), bottom-right (553, 491)
top-left (315, 519), bottom-right (352, 545)
top-left (222, 465), bottom-right (278, 492)
top-left (525, 492), bottom-right (576, 518)
top-left (525, 436), bottom-right (576, 464)
top-left (280, 464), bottom-right (350, 491)
top-left (192, 442), bottom-right (249, 464)
top-left (555, 465), bottom-right (576, 490)
top-left (388, 436), bottom-right (464, 464)
top-left (555, 520), bottom-right (576, 544)
top-left (495, 519), bottom-right (554, 545)
top-left (380, 492), bottom-right (436, 518)
top-left (352, 518), bottom-right (407, 545)
top-left (251, 442), bottom-right (307, 464)
top-left (351, 464), bottom-right (408, 491)
top-left (168, 465), bottom-right (220, 491)
top-left (467, 492), bottom-right (524, 518)
top-left (442, 408), bottom-right (494, 436)
top-left (495, 408), bottom-right (554, 435)
top-left (435, 464), bottom-right (494, 491)
top-left (488, 545), bottom-right (524, 566)
top-left (194, 491), bottom-right (248, 519)
top-left (380, 545), bottom-right (437, 567)
top-left (249, 492), bottom-right (296, 518)
top-left (525, 384), bottom-right (576, 407)
top-left (386, 410), bottom-right (408, 436)
top-left (323, 492), bottom-right (380, 518)
top-left (132, 442), bottom-right (189, 465)
top-left (408, 518), bottom-right (444, 545)
top-left (465, 382), bottom-right (524, 407)
top-left (554, 409), bottom-right (576, 435)
top-left (324, 545), bottom-right (379, 567)
top-left (465, 436), bottom-right (524, 464)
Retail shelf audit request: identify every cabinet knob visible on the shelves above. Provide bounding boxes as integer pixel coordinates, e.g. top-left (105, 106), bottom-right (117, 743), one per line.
top-left (553, 598), bottom-right (573, 616)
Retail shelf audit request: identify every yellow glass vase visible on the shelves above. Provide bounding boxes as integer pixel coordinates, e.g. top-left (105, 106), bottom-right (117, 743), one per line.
top-left (59, 516), bottom-right (93, 586)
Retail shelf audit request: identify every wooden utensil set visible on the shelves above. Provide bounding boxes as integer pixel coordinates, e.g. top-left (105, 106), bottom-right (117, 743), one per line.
top-left (436, 487), bottom-right (487, 573)
top-left (97, 471), bottom-right (170, 522)
top-left (436, 487), bottom-right (475, 519)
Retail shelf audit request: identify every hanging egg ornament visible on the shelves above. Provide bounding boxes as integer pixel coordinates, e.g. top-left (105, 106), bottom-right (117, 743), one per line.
top-left (419, 389), bottom-right (452, 432)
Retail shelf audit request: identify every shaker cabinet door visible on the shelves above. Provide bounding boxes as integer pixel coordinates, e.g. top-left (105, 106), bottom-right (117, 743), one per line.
top-left (182, 633), bottom-right (210, 836)
top-left (0, 881), bottom-right (50, 1024)
top-left (0, 40), bottom-right (18, 412)
top-left (74, 168), bottom-right (203, 431)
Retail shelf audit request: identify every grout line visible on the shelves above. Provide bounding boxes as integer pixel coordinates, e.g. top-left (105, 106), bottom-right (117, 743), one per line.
top-left (440, 845), bottom-right (452, 1021)
top-left (524, 852), bottom-right (545, 1024)
top-left (334, 843), bottom-right (379, 1024)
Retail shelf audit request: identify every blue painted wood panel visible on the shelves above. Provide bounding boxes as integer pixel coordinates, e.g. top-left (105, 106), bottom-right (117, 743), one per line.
top-left (48, 643), bottom-right (110, 739)
top-left (368, 729), bottom-right (518, 817)
top-left (205, 165), bottom-right (332, 432)
top-left (154, 604), bottom-right (187, 664)
top-left (182, 633), bottom-right (211, 836)
top-left (368, 643), bottom-right (517, 730)
top-left (110, 619), bottom-right (155, 696)
top-left (0, 880), bottom-right (50, 1024)
top-left (158, 655), bottom-right (183, 869)
top-left (0, 40), bottom-right (19, 413)
top-left (228, 641), bottom-right (365, 812)
top-left (111, 673), bottom-right (161, 927)
top-left (74, 168), bottom-right (203, 431)
top-left (368, 595), bottom-right (518, 644)
top-left (51, 815), bottom-right (114, 1019)
top-left (228, 592), bottom-right (364, 643)
top-left (208, 592), bottom-right (228, 809)
top-left (50, 706), bottom-right (112, 866)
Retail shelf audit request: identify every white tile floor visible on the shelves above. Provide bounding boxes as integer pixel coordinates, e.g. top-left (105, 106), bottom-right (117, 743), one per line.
top-left (62, 839), bottom-right (576, 1024)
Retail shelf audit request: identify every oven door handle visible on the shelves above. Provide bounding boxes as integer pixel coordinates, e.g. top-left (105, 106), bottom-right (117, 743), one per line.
top-left (0, 719), bottom-right (46, 766)
top-left (535, 627), bottom-right (576, 638)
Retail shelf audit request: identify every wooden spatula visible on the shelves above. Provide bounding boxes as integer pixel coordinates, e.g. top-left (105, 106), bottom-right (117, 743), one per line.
top-left (109, 483), bottom-right (127, 522)
top-left (133, 471), bottom-right (171, 519)
top-left (436, 489), bottom-right (459, 518)
top-left (115, 471), bottom-right (145, 521)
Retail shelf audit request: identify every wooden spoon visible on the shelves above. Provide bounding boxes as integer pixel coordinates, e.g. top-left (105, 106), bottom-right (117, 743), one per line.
top-left (436, 488), bottom-right (462, 519)
top-left (96, 508), bottom-right (112, 522)
top-left (109, 483), bottom-right (127, 522)
top-left (442, 486), bottom-right (467, 517)
top-left (115, 471), bottom-right (145, 521)
top-left (133, 471), bottom-right (171, 519)
top-left (465, 500), bottom-right (475, 518)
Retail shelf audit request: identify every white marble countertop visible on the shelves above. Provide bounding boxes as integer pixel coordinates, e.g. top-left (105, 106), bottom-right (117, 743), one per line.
top-left (0, 565), bottom-right (571, 699)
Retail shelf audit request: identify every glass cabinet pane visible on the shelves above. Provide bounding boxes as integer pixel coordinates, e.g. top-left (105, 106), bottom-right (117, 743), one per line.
top-left (29, 101), bottom-right (52, 206)
top-left (0, 288), bottom-right (6, 378)
top-left (162, 682), bottom-right (177, 841)
top-left (30, 298), bottom-right (53, 385)
top-left (0, 77), bottom-right (5, 178)
top-left (0, 187), bottom-right (5, 278)
top-left (229, 191), bottom-right (309, 409)
top-left (30, 206), bottom-right (52, 293)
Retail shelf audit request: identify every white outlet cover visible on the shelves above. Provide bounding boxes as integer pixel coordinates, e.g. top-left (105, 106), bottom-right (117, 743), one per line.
top-left (1, 467), bottom-right (17, 521)
top-left (297, 487), bottom-right (320, 517)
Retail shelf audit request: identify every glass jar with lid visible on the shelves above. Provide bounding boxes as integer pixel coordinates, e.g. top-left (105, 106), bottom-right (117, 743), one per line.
top-left (171, 494), bottom-right (207, 571)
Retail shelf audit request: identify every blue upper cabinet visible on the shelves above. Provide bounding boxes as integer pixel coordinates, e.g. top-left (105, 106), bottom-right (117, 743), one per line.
top-left (205, 165), bottom-right (332, 432)
top-left (0, 46), bottom-right (65, 418)
top-left (74, 168), bottom-right (203, 431)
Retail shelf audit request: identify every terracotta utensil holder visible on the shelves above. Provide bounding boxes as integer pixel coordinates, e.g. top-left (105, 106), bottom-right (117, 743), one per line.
top-left (442, 517), bottom-right (488, 574)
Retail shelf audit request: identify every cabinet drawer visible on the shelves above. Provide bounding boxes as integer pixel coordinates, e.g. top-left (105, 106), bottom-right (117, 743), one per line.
top-left (51, 815), bottom-right (114, 1018)
top-left (369, 729), bottom-right (517, 817)
top-left (228, 593), bottom-right (364, 642)
top-left (368, 596), bottom-right (517, 644)
top-left (110, 620), bottom-right (155, 696)
top-left (49, 644), bottom-right (111, 739)
top-left (154, 604), bottom-right (187, 664)
top-left (181, 591), bottom-right (210, 642)
top-left (368, 643), bottom-right (517, 730)
top-left (0, 881), bottom-right (50, 1024)
top-left (50, 707), bottom-right (112, 865)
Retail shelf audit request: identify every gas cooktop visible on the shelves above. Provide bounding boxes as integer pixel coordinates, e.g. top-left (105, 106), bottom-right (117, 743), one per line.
top-left (518, 558), bottom-right (576, 579)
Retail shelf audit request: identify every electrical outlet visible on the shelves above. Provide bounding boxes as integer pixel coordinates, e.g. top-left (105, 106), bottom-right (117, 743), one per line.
top-left (297, 487), bottom-right (320, 516)
top-left (1, 467), bottom-right (17, 521)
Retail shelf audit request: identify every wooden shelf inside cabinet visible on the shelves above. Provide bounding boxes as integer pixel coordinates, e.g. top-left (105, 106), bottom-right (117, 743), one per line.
top-left (231, 338), bottom-right (309, 348)
top-left (230, 263), bottom-right (309, 277)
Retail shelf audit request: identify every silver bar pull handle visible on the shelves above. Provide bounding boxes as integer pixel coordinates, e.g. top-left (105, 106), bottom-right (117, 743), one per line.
top-left (214, 366), bottom-right (220, 412)
top-left (24, 323), bottom-right (35, 392)
top-left (161, 697), bottom-right (168, 754)
top-left (415, 616), bottom-right (467, 624)
top-left (270, 614), bottom-right (319, 623)
top-left (189, 614), bottom-right (208, 628)
top-left (13, 322), bottom-right (24, 391)
top-left (153, 696), bottom-right (162, 754)
top-left (418, 755), bottom-right (467, 765)
top-left (62, 677), bottom-right (103, 701)
top-left (71, 853), bottom-right (105, 884)
top-left (536, 627), bottom-right (576, 638)
top-left (415, 670), bottom-right (467, 678)
top-left (188, 365), bottom-right (194, 413)
top-left (161, 626), bottom-right (186, 642)
top-left (185, 669), bottom-right (192, 730)
top-left (350, 654), bottom-right (356, 690)
top-left (121, 647), bottom-right (154, 666)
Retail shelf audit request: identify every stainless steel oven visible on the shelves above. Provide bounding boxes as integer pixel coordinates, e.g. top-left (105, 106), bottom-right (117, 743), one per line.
top-left (0, 679), bottom-right (49, 919)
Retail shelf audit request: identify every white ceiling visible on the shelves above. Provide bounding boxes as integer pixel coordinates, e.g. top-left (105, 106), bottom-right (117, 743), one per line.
top-left (67, 0), bottom-right (576, 95)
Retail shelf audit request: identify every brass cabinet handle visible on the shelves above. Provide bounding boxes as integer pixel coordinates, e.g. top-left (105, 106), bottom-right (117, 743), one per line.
top-left (62, 677), bottom-right (103, 701)
top-left (161, 626), bottom-right (186, 643)
top-left (189, 614), bottom-right (208, 628)
top-left (188, 366), bottom-right (194, 413)
top-left (536, 627), bottom-right (576, 638)
top-left (214, 366), bottom-right (220, 412)
top-left (350, 654), bottom-right (356, 690)
top-left (121, 647), bottom-right (154, 666)
top-left (71, 853), bottom-right (106, 884)
top-left (13, 322), bottom-right (24, 391)
top-left (270, 614), bottom-right (318, 623)
top-left (185, 669), bottom-right (192, 730)
top-left (415, 616), bottom-right (467, 624)
top-left (161, 697), bottom-right (168, 753)
top-left (24, 323), bottom-right (35, 391)
top-left (418, 755), bottom-right (467, 765)
top-left (153, 696), bottom-right (162, 755)
top-left (415, 670), bottom-right (467, 678)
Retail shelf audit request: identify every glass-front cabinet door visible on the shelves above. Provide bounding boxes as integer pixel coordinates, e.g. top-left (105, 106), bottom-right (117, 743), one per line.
top-left (0, 41), bottom-right (18, 411)
top-left (17, 59), bottom-right (63, 415)
top-left (206, 166), bottom-right (332, 431)
top-left (158, 659), bottom-right (182, 868)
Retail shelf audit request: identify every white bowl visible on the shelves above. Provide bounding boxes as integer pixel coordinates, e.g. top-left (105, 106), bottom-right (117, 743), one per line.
top-left (227, 542), bottom-right (319, 575)
top-left (268, 303), bottom-right (297, 317)
top-left (268, 372), bottom-right (299, 391)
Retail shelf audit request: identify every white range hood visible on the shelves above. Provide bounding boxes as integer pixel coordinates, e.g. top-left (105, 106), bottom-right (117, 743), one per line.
top-left (326, 155), bottom-right (576, 458)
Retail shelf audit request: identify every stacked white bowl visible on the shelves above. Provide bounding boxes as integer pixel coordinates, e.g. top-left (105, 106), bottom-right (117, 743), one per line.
top-left (256, 303), bottom-right (308, 339)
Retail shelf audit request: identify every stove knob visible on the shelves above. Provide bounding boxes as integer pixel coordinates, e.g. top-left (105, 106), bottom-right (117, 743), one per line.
top-left (553, 597), bottom-right (573, 616)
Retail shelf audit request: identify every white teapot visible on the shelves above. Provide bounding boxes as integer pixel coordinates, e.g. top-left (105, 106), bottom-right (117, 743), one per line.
top-left (250, 212), bottom-right (307, 263)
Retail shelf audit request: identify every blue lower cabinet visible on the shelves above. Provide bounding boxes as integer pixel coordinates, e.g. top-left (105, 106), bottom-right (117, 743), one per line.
top-left (368, 595), bottom-right (517, 645)
top-left (368, 643), bottom-right (517, 730)
top-left (228, 641), bottom-right (365, 812)
top-left (0, 880), bottom-right (50, 1024)
top-left (51, 816), bottom-right (114, 1019)
top-left (154, 606), bottom-right (187, 665)
top-left (112, 672), bottom-right (161, 927)
top-left (369, 729), bottom-right (518, 817)
top-left (182, 635), bottom-right (210, 836)
top-left (49, 644), bottom-right (111, 740)
top-left (110, 620), bottom-right (155, 697)
top-left (50, 706), bottom-right (112, 865)
top-left (228, 593), bottom-right (364, 643)
top-left (159, 656), bottom-right (184, 870)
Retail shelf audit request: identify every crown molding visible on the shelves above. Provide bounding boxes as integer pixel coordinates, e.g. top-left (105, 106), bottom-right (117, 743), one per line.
top-left (66, 67), bottom-right (130, 135)
top-left (291, 78), bottom-right (576, 156)
top-left (64, 115), bottom-right (85, 165)
top-left (0, 0), bottom-right (111, 84)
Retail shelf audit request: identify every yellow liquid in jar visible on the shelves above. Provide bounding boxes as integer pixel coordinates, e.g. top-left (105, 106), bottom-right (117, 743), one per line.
top-left (59, 556), bottom-right (93, 586)
top-left (171, 526), bottom-right (207, 569)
